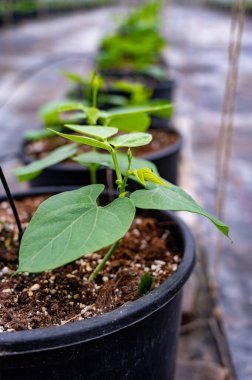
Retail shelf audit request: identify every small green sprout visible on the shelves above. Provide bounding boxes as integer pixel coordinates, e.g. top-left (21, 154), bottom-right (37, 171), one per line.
top-left (138, 273), bottom-right (154, 296)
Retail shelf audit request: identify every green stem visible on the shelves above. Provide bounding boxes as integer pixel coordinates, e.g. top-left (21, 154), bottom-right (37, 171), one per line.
top-left (111, 149), bottom-right (123, 193)
top-left (90, 164), bottom-right (100, 206)
top-left (120, 149), bottom-right (132, 194)
top-left (92, 86), bottom-right (97, 108)
top-left (120, 173), bottom-right (130, 194)
top-left (88, 239), bottom-right (121, 282)
top-left (89, 164), bottom-right (97, 185)
top-left (88, 150), bottom-right (132, 282)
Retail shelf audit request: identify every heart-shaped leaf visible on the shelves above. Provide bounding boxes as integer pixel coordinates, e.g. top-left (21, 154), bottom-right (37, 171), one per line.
top-left (18, 185), bottom-right (136, 273)
top-left (131, 185), bottom-right (230, 238)
top-left (104, 112), bottom-right (150, 132)
top-left (109, 132), bottom-right (152, 148)
top-left (13, 144), bottom-right (78, 182)
top-left (99, 104), bottom-right (172, 132)
top-left (74, 151), bottom-right (158, 175)
top-left (48, 129), bottom-right (111, 151)
top-left (64, 125), bottom-right (118, 140)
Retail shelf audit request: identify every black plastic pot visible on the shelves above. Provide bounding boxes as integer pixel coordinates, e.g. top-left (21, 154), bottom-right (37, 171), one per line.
top-left (21, 155), bottom-right (108, 188)
top-left (21, 127), bottom-right (182, 187)
top-left (0, 188), bottom-right (196, 380)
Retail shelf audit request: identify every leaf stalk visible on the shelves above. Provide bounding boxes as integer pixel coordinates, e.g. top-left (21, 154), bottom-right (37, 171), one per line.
top-left (88, 239), bottom-right (121, 282)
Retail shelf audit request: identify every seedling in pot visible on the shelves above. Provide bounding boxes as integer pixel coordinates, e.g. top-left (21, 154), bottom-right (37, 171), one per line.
top-left (15, 124), bottom-right (230, 282)
top-left (97, 1), bottom-right (167, 73)
top-left (14, 73), bottom-right (173, 184)
top-left (63, 70), bottom-right (172, 117)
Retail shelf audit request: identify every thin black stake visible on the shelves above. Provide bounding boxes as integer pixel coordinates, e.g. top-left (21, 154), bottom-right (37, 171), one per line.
top-left (0, 166), bottom-right (23, 243)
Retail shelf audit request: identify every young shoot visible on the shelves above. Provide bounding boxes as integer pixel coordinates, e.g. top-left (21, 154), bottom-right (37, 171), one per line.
top-left (13, 73), bottom-right (172, 185)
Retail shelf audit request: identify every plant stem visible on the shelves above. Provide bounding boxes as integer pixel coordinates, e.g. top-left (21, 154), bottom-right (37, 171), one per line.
top-left (92, 86), bottom-right (97, 108)
top-left (89, 164), bottom-right (100, 206)
top-left (120, 173), bottom-right (130, 194)
top-left (89, 164), bottom-right (97, 185)
top-left (88, 239), bottom-right (121, 282)
top-left (120, 149), bottom-right (132, 194)
top-left (88, 150), bottom-right (132, 282)
top-left (111, 149), bottom-right (123, 192)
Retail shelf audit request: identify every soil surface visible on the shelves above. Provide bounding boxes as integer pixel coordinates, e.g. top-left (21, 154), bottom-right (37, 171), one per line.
top-left (24, 128), bottom-right (179, 161)
top-left (0, 195), bottom-right (182, 332)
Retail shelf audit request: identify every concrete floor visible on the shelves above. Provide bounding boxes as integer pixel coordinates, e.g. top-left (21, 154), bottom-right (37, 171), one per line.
top-left (0, 3), bottom-right (251, 380)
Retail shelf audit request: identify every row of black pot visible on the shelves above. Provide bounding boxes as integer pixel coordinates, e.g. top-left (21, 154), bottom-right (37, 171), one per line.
top-left (0, 187), bottom-right (196, 380)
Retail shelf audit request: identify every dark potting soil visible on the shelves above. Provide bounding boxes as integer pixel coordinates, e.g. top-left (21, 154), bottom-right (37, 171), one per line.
top-left (24, 129), bottom-right (178, 162)
top-left (0, 196), bottom-right (182, 332)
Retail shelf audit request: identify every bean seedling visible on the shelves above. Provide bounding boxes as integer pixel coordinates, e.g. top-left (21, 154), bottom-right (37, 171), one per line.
top-left (15, 121), bottom-right (230, 279)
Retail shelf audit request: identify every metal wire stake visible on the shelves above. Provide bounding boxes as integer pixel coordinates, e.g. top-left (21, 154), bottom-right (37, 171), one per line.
top-left (0, 166), bottom-right (23, 243)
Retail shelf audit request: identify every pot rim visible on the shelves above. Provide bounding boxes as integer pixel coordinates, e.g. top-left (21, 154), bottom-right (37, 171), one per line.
top-left (0, 187), bottom-right (195, 355)
top-left (21, 127), bottom-right (183, 172)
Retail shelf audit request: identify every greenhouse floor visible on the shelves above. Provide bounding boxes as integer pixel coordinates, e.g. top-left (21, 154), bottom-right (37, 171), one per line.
top-left (0, 3), bottom-right (251, 380)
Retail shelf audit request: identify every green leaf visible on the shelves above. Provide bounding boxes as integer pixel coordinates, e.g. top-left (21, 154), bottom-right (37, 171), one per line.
top-left (18, 185), bottom-right (136, 272)
top-left (13, 144), bottom-right (78, 182)
top-left (112, 80), bottom-right (152, 104)
top-left (39, 100), bottom-right (84, 126)
top-left (113, 80), bottom-right (144, 92)
top-left (64, 125), bottom-right (118, 140)
top-left (104, 112), bottom-right (150, 132)
top-left (132, 168), bottom-right (145, 186)
top-left (24, 128), bottom-right (62, 142)
top-left (99, 104), bottom-right (172, 132)
top-left (104, 104), bottom-right (172, 117)
top-left (143, 100), bottom-right (174, 119)
top-left (57, 104), bottom-right (99, 125)
top-left (74, 151), bottom-right (158, 176)
top-left (131, 168), bottom-right (168, 187)
top-left (48, 129), bottom-right (112, 152)
top-left (130, 185), bottom-right (230, 238)
top-left (109, 132), bottom-right (152, 148)
top-left (61, 70), bottom-right (88, 85)
top-left (57, 103), bottom-right (86, 113)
